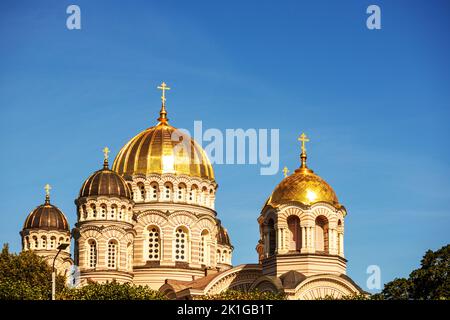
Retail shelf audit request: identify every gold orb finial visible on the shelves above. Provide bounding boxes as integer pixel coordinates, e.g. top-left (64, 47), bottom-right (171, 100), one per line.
top-left (157, 82), bottom-right (171, 124)
top-left (44, 184), bottom-right (51, 204)
top-left (298, 132), bottom-right (310, 168)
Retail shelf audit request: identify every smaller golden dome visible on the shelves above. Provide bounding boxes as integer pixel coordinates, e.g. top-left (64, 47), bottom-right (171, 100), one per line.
top-left (266, 133), bottom-right (341, 209)
top-left (79, 158), bottom-right (132, 199)
top-left (266, 166), bottom-right (339, 208)
top-left (23, 195), bottom-right (70, 232)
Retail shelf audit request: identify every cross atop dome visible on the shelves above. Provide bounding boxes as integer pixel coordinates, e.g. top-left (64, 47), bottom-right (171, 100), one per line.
top-left (283, 166), bottom-right (289, 177)
top-left (298, 132), bottom-right (310, 168)
top-left (103, 146), bottom-right (110, 169)
top-left (157, 82), bottom-right (171, 124)
top-left (157, 82), bottom-right (170, 106)
top-left (44, 183), bottom-right (51, 204)
top-left (298, 133), bottom-right (309, 154)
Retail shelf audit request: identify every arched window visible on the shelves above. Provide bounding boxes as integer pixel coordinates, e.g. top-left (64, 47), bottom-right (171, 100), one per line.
top-left (25, 236), bottom-right (30, 250)
top-left (174, 227), bottom-right (189, 262)
top-left (189, 185), bottom-right (198, 203)
top-left (90, 204), bottom-right (97, 218)
top-left (107, 240), bottom-right (118, 269)
top-left (148, 226), bottom-right (161, 261)
top-left (221, 250), bottom-right (226, 263)
top-left (127, 242), bottom-right (133, 271)
top-left (32, 236), bottom-right (38, 249)
top-left (128, 183), bottom-right (134, 200)
top-left (164, 182), bottom-right (173, 200)
top-left (119, 206), bottom-right (125, 220)
top-left (88, 239), bottom-right (97, 268)
top-left (315, 216), bottom-right (329, 253)
top-left (41, 236), bottom-right (47, 249)
top-left (150, 182), bottom-right (159, 200)
top-left (201, 187), bottom-right (208, 205)
top-left (209, 189), bottom-right (214, 207)
top-left (199, 230), bottom-right (209, 265)
top-left (138, 183), bottom-right (146, 201)
top-left (177, 183), bottom-right (186, 202)
top-left (58, 237), bottom-right (64, 246)
top-left (287, 216), bottom-right (302, 251)
top-left (50, 236), bottom-right (56, 249)
top-left (100, 204), bottom-right (107, 218)
top-left (110, 205), bottom-right (117, 220)
top-left (216, 249), bottom-right (221, 263)
top-left (267, 219), bottom-right (276, 255)
top-left (82, 205), bottom-right (87, 219)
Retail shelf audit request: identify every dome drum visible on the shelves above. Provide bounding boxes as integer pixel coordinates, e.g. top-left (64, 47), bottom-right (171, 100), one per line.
top-left (125, 174), bottom-right (217, 209)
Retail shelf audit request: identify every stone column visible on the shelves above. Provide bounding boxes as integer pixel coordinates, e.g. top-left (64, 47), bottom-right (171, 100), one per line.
top-left (276, 228), bottom-right (280, 253)
top-left (263, 228), bottom-right (268, 256)
top-left (302, 226), bottom-right (314, 254)
top-left (301, 226), bottom-right (306, 252)
top-left (278, 228), bottom-right (289, 254)
top-left (328, 229), bottom-right (337, 255)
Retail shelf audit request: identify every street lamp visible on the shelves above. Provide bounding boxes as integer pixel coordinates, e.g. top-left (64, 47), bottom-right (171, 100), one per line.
top-left (52, 243), bottom-right (69, 300)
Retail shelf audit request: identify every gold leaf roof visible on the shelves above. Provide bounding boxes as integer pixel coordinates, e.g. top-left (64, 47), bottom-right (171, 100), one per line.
top-left (266, 134), bottom-right (341, 209)
top-left (112, 122), bottom-right (215, 181)
top-left (266, 166), bottom-right (340, 208)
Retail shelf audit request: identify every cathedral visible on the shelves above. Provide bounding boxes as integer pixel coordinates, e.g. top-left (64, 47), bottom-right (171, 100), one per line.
top-left (19, 82), bottom-right (364, 299)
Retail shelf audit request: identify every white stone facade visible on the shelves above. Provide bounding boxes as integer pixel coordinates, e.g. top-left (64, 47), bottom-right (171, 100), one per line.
top-left (73, 173), bottom-right (233, 288)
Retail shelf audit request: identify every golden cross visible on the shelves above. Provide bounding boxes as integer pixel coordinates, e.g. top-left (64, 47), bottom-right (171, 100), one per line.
top-left (283, 166), bottom-right (289, 177)
top-left (157, 82), bottom-right (171, 106)
top-left (44, 184), bottom-right (51, 196)
top-left (298, 133), bottom-right (310, 154)
top-left (102, 146), bottom-right (110, 160)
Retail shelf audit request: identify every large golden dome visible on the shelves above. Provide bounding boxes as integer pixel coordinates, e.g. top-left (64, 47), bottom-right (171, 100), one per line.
top-left (112, 104), bottom-right (215, 181)
top-left (266, 135), bottom-right (341, 209)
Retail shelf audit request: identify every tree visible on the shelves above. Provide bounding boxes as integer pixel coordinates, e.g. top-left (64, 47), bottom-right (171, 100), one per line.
top-left (409, 245), bottom-right (449, 299)
top-left (199, 289), bottom-right (286, 300)
top-left (318, 293), bottom-right (370, 300)
top-left (376, 244), bottom-right (449, 300)
top-left (0, 243), bottom-right (65, 300)
top-left (372, 278), bottom-right (412, 300)
top-left (59, 281), bottom-right (166, 300)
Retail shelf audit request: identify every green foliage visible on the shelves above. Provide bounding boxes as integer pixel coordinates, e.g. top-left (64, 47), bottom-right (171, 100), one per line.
top-left (372, 278), bottom-right (412, 300)
top-left (199, 289), bottom-right (287, 300)
top-left (318, 293), bottom-right (370, 300)
top-left (0, 243), bottom-right (65, 300)
top-left (376, 244), bottom-right (449, 300)
top-left (59, 281), bottom-right (166, 300)
top-left (409, 245), bottom-right (450, 299)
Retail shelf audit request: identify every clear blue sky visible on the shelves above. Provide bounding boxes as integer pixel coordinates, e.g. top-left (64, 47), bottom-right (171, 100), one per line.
top-left (0, 0), bottom-right (449, 292)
